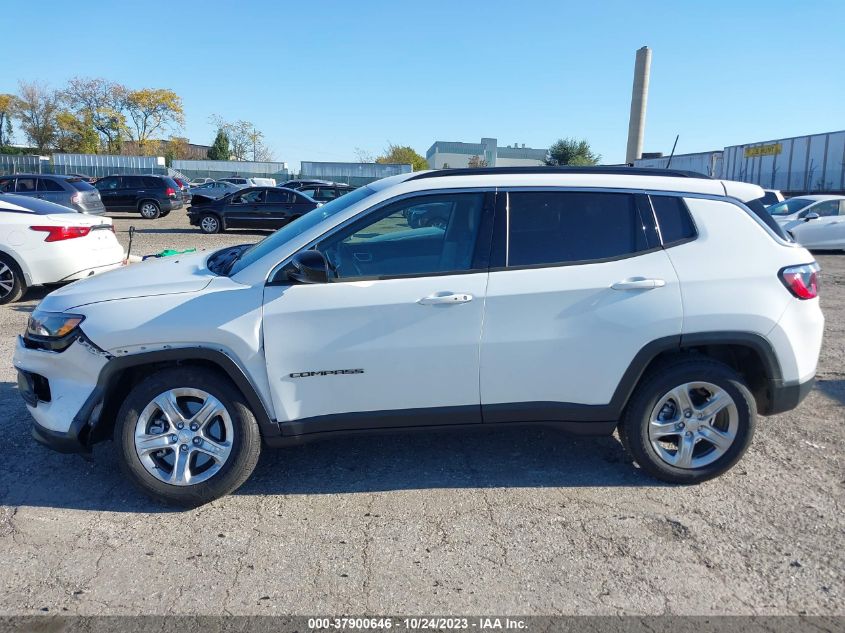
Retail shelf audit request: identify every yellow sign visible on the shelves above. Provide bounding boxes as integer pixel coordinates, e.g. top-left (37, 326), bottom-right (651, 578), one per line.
top-left (744, 143), bottom-right (782, 158)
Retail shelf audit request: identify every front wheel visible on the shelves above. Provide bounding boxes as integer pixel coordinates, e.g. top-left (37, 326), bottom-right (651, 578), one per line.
top-left (619, 358), bottom-right (756, 484)
top-left (115, 367), bottom-right (262, 506)
top-left (199, 213), bottom-right (222, 234)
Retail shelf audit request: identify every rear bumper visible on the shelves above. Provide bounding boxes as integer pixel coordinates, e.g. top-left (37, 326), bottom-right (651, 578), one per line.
top-left (765, 376), bottom-right (816, 415)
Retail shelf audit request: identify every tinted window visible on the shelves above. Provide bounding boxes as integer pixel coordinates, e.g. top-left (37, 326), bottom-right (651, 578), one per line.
top-left (38, 178), bottom-right (65, 192)
top-left (294, 193), bottom-right (316, 204)
top-left (811, 200), bottom-right (841, 217)
top-left (67, 178), bottom-right (95, 191)
top-left (507, 192), bottom-right (649, 267)
top-left (0, 178), bottom-right (14, 192)
top-left (95, 177), bottom-right (120, 190)
top-left (122, 176), bottom-right (144, 188)
top-left (651, 196), bottom-right (696, 245)
top-left (267, 189), bottom-right (294, 203)
top-left (317, 193), bottom-right (485, 279)
top-left (16, 178), bottom-right (37, 192)
top-left (759, 191), bottom-right (781, 206)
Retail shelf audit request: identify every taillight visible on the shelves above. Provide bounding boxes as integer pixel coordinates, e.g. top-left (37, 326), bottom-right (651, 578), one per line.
top-left (165, 187), bottom-right (176, 196)
top-left (779, 263), bottom-right (820, 300)
top-left (70, 193), bottom-right (81, 204)
top-left (30, 225), bottom-right (92, 242)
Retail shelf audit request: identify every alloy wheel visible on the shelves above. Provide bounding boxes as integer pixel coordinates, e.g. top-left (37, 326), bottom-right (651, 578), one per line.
top-left (140, 203), bottom-right (158, 219)
top-left (648, 381), bottom-right (738, 469)
top-left (0, 262), bottom-right (14, 299)
top-left (134, 388), bottom-right (234, 486)
top-left (201, 216), bottom-right (219, 233)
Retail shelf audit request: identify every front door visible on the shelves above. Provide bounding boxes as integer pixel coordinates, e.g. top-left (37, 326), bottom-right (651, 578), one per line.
top-left (225, 188), bottom-right (267, 228)
top-left (791, 199), bottom-right (845, 249)
top-left (480, 190), bottom-right (684, 423)
top-left (262, 191), bottom-right (494, 434)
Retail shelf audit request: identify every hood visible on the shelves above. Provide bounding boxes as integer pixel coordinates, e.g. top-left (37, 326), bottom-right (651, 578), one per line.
top-left (39, 250), bottom-right (215, 311)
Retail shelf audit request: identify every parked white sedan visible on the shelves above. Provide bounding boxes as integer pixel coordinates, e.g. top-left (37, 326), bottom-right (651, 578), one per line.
top-left (771, 195), bottom-right (845, 250)
top-left (0, 194), bottom-right (125, 304)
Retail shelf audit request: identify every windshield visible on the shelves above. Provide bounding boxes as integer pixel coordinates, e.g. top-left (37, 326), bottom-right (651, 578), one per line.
top-left (768, 198), bottom-right (813, 216)
top-left (228, 185), bottom-right (376, 276)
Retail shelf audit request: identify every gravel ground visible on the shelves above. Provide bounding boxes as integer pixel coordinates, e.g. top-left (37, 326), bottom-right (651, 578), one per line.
top-left (0, 209), bottom-right (843, 616)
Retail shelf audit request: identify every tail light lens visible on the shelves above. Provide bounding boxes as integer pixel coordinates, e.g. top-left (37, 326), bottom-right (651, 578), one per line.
top-left (780, 263), bottom-right (820, 300)
top-left (30, 225), bottom-right (92, 242)
top-left (70, 193), bottom-right (81, 204)
top-left (165, 187), bottom-right (176, 197)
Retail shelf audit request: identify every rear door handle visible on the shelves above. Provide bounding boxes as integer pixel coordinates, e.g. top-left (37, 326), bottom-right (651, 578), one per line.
top-left (417, 292), bottom-right (474, 305)
top-left (611, 278), bottom-right (666, 291)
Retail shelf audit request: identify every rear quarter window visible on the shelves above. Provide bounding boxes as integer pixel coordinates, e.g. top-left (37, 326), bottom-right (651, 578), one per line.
top-left (651, 196), bottom-right (697, 245)
top-left (67, 178), bottom-right (95, 191)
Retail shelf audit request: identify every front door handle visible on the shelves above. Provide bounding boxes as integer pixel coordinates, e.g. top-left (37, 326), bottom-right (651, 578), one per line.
top-left (417, 292), bottom-right (474, 305)
top-left (611, 278), bottom-right (666, 291)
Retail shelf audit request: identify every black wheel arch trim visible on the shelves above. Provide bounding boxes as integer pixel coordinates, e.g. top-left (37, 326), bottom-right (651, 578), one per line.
top-left (78, 347), bottom-right (279, 449)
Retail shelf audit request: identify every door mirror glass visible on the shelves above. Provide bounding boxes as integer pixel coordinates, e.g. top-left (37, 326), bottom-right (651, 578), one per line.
top-left (804, 212), bottom-right (820, 221)
top-left (286, 250), bottom-right (329, 284)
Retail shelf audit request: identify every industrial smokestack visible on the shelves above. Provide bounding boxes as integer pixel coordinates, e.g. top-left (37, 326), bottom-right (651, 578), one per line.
top-left (625, 46), bottom-right (652, 164)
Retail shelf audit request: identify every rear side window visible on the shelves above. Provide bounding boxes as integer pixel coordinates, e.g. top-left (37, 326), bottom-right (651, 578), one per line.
top-left (267, 189), bottom-right (294, 203)
top-left (67, 178), bottom-right (95, 191)
top-left (506, 192), bottom-right (649, 267)
top-left (38, 178), bottom-right (65, 192)
top-left (651, 196), bottom-right (696, 245)
top-left (143, 177), bottom-right (164, 188)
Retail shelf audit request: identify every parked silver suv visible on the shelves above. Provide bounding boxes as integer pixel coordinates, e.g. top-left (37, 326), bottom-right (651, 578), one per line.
top-left (0, 173), bottom-right (106, 214)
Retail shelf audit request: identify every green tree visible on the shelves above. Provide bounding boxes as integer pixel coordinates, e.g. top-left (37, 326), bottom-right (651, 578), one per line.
top-left (0, 94), bottom-right (15, 147)
top-left (544, 138), bottom-right (601, 166)
top-left (61, 77), bottom-right (128, 153)
top-left (124, 88), bottom-right (184, 154)
top-left (55, 111), bottom-right (100, 153)
top-left (376, 143), bottom-right (428, 171)
top-left (207, 129), bottom-right (230, 160)
top-left (15, 81), bottom-right (60, 152)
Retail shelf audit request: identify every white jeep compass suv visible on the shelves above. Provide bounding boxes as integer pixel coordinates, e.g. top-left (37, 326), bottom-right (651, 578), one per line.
top-left (15, 167), bottom-right (824, 506)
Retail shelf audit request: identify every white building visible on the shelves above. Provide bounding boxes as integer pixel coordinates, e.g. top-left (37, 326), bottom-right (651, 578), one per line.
top-left (426, 137), bottom-right (548, 169)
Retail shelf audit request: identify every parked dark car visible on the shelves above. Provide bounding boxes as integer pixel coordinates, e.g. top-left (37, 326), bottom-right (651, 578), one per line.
top-left (94, 175), bottom-right (184, 219)
top-left (279, 179), bottom-right (334, 189)
top-left (187, 187), bottom-right (319, 234)
top-left (294, 182), bottom-right (355, 202)
top-left (0, 174), bottom-right (106, 215)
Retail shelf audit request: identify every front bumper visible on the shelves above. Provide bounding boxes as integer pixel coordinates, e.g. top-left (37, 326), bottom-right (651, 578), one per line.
top-left (14, 335), bottom-right (110, 453)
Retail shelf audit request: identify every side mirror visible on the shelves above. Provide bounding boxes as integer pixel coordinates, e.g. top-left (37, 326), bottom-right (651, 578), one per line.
top-left (287, 250), bottom-right (329, 284)
top-left (804, 212), bottom-right (820, 222)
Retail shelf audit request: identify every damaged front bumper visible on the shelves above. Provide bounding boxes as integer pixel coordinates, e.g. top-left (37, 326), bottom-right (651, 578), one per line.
top-left (14, 334), bottom-right (111, 453)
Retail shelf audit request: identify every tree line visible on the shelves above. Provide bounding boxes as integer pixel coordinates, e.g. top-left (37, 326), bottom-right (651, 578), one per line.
top-left (0, 77), bottom-right (274, 163)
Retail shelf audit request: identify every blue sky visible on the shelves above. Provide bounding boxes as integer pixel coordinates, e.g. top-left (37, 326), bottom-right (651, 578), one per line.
top-left (3, 0), bottom-right (844, 168)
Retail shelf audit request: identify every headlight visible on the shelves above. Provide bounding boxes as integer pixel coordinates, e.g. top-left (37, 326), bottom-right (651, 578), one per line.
top-left (26, 310), bottom-right (85, 339)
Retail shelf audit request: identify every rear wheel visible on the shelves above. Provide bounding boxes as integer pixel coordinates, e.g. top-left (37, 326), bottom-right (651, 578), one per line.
top-left (115, 367), bottom-right (262, 506)
top-left (0, 254), bottom-right (25, 305)
top-left (199, 213), bottom-right (222, 234)
top-left (619, 358), bottom-right (756, 484)
top-left (139, 201), bottom-right (161, 220)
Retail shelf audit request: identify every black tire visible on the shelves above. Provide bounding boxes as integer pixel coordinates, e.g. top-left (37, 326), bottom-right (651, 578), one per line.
top-left (619, 357), bottom-right (756, 484)
top-left (115, 367), bottom-right (262, 506)
top-left (138, 200), bottom-right (161, 220)
top-left (160, 209), bottom-right (171, 218)
top-left (0, 253), bottom-right (26, 305)
top-left (199, 213), bottom-right (222, 234)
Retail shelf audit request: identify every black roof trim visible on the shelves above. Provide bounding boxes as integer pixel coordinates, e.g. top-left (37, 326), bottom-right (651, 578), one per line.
top-left (408, 166), bottom-right (712, 180)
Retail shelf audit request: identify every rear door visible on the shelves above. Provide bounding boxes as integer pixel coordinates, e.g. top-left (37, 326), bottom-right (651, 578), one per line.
top-left (265, 188), bottom-right (297, 227)
top-left (95, 176), bottom-right (122, 209)
top-left (479, 190), bottom-right (683, 425)
top-left (37, 178), bottom-right (67, 206)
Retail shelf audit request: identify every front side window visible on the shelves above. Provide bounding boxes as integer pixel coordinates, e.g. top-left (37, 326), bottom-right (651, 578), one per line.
top-left (233, 189), bottom-right (265, 204)
top-left (0, 178), bottom-right (14, 192)
top-left (317, 193), bottom-right (485, 280)
top-left (810, 200), bottom-right (840, 217)
top-left (506, 191), bottom-right (649, 267)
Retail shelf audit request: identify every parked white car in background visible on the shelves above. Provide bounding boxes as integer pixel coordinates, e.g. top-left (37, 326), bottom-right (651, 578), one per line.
top-left (0, 194), bottom-right (125, 304)
top-left (770, 195), bottom-right (845, 250)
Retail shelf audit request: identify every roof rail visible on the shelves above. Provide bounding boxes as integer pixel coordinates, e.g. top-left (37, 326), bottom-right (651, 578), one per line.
top-left (407, 166), bottom-right (712, 180)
